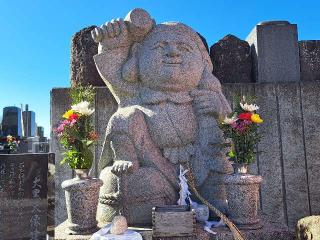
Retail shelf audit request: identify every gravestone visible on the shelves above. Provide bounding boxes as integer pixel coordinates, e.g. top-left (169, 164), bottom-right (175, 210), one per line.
top-left (71, 26), bottom-right (105, 86)
top-left (246, 21), bottom-right (300, 83)
top-left (0, 153), bottom-right (52, 240)
top-left (210, 34), bottom-right (252, 83)
top-left (299, 40), bottom-right (320, 81)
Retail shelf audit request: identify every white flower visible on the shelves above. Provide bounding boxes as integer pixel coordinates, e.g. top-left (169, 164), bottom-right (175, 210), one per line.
top-left (71, 101), bottom-right (94, 116)
top-left (240, 102), bottom-right (259, 112)
top-left (223, 116), bottom-right (238, 125)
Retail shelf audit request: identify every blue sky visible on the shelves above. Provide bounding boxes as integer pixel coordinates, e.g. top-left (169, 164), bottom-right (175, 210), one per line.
top-left (0, 0), bottom-right (319, 137)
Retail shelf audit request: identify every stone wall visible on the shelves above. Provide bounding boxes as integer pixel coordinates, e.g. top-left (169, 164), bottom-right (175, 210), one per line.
top-left (223, 82), bottom-right (320, 229)
top-left (52, 19), bottom-right (320, 229)
top-left (51, 82), bottom-right (320, 229)
top-left (69, 23), bottom-right (320, 87)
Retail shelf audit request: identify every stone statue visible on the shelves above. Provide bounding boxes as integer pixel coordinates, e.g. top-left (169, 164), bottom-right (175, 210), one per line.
top-left (92, 8), bottom-right (232, 225)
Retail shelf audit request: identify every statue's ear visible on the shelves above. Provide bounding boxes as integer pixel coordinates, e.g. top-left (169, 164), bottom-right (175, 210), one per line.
top-left (199, 64), bottom-right (232, 115)
top-left (198, 64), bottom-right (222, 92)
top-left (122, 43), bottom-right (140, 83)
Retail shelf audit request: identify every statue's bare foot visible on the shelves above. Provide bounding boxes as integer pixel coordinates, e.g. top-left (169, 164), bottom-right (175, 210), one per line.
top-left (99, 192), bottom-right (120, 206)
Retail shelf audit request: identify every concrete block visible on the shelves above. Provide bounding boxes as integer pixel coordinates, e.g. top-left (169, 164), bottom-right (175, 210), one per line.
top-left (277, 83), bottom-right (310, 228)
top-left (301, 82), bottom-right (320, 215)
top-left (254, 83), bottom-right (286, 224)
top-left (51, 88), bottom-right (73, 226)
top-left (246, 21), bottom-right (300, 83)
top-left (299, 41), bottom-right (320, 81)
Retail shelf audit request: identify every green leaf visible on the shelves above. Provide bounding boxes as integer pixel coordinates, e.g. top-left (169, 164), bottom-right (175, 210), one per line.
top-left (228, 151), bottom-right (236, 158)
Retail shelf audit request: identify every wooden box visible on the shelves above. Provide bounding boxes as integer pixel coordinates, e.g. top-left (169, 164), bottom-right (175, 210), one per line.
top-left (152, 205), bottom-right (196, 238)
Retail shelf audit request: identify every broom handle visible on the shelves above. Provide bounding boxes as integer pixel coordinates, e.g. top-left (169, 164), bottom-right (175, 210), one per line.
top-left (185, 162), bottom-right (247, 240)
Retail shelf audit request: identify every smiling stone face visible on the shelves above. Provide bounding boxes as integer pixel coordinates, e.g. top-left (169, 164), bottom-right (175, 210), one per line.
top-left (138, 24), bottom-right (205, 92)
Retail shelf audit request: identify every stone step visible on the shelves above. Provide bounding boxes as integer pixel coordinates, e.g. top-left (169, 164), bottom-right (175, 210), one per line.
top-left (55, 219), bottom-right (295, 240)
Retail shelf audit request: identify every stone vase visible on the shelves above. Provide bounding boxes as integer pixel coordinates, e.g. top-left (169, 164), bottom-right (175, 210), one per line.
top-left (61, 169), bottom-right (103, 234)
top-left (224, 163), bottom-right (262, 229)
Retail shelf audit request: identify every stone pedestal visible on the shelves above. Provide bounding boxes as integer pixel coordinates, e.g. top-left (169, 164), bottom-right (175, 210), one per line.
top-left (224, 174), bottom-right (262, 229)
top-left (62, 176), bottom-right (103, 234)
top-left (246, 21), bottom-right (300, 83)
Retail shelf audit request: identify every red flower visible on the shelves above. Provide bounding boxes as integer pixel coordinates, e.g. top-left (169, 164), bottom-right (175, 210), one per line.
top-left (238, 112), bottom-right (252, 121)
top-left (69, 113), bottom-right (79, 121)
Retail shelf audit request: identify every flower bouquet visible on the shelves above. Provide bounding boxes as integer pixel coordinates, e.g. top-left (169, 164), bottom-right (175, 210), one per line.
top-left (221, 96), bottom-right (264, 228)
top-left (220, 96), bottom-right (263, 165)
top-left (56, 84), bottom-right (103, 235)
top-left (6, 135), bottom-right (19, 153)
top-left (54, 85), bottom-right (98, 170)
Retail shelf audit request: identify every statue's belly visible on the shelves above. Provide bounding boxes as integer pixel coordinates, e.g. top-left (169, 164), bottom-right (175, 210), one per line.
top-left (144, 102), bottom-right (197, 148)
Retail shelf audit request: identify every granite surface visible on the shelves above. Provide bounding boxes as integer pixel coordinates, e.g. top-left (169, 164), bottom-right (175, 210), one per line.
top-left (71, 26), bottom-right (105, 86)
top-left (246, 21), bottom-right (300, 83)
top-left (277, 83), bottom-right (310, 228)
top-left (299, 41), bottom-right (320, 81)
top-left (225, 174), bottom-right (262, 227)
top-left (210, 34), bottom-right (252, 83)
top-left (62, 177), bottom-right (103, 234)
top-left (0, 153), bottom-right (50, 240)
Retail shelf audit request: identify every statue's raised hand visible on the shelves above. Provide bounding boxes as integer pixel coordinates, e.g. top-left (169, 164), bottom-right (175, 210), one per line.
top-left (111, 160), bottom-right (133, 175)
top-left (92, 18), bottom-right (131, 50)
top-left (92, 9), bottom-right (155, 50)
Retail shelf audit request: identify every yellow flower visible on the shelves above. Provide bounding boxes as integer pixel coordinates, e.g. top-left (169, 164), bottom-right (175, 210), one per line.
top-left (63, 110), bottom-right (74, 119)
top-left (251, 114), bottom-right (263, 123)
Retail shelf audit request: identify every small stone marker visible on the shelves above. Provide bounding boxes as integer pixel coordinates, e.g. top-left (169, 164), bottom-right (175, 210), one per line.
top-left (152, 205), bottom-right (196, 238)
top-left (0, 153), bottom-right (51, 240)
top-left (246, 21), bottom-right (300, 83)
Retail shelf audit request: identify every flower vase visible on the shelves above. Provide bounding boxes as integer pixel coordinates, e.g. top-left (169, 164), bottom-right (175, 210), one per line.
top-left (62, 169), bottom-right (103, 234)
top-left (224, 163), bottom-right (262, 229)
